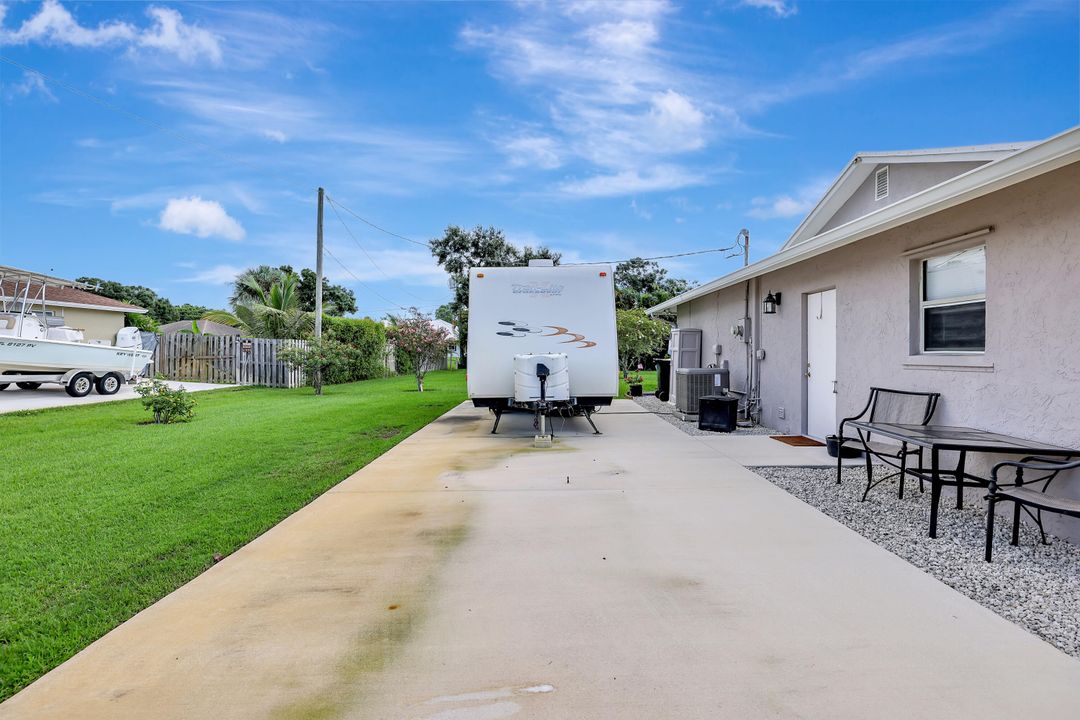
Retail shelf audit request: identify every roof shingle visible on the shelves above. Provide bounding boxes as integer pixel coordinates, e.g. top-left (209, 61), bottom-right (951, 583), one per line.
top-left (0, 279), bottom-right (146, 313)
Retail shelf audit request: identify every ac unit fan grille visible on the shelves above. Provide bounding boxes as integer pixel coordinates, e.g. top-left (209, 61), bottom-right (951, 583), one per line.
top-left (675, 370), bottom-right (725, 414)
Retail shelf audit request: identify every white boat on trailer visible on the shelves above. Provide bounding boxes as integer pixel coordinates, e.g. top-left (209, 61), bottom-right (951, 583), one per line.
top-left (0, 267), bottom-right (153, 397)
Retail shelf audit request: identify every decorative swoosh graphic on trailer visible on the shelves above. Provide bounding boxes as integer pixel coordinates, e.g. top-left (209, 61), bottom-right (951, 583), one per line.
top-left (493, 322), bottom-right (597, 348)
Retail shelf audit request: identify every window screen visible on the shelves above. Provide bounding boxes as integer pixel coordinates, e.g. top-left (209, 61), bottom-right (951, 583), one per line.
top-left (921, 245), bottom-right (986, 352)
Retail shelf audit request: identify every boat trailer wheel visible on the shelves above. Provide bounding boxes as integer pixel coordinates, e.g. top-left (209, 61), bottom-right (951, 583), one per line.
top-left (65, 372), bottom-right (95, 398)
top-left (96, 373), bottom-right (122, 396)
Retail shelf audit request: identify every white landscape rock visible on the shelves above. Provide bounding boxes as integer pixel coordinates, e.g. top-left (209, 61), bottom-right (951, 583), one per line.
top-left (753, 465), bottom-right (1080, 659)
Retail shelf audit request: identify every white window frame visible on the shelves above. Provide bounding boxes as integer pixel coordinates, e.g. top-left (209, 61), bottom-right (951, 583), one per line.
top-left (918, 244), bottom-right (986, 354)
top-left (875, 166), bottom-right (889, 201)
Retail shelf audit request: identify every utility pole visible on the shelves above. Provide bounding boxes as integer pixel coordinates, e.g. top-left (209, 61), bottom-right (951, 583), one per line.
top-left (739, 228), bottom-right (750, 266)
top-left (315, 187), bottom-right (324, 339)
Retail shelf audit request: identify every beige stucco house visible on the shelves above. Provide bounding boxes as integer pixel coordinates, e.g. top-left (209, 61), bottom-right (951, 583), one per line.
top-left (649, 125), bottom-right (1080, 535)
top-left (0, 270), bottom-right (147, 343)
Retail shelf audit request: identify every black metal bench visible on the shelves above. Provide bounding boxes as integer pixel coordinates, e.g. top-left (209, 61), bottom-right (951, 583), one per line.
top-left (984, 457), bottom-right (1080, 562)
top-left (835, 387), bottom-right (941, 501)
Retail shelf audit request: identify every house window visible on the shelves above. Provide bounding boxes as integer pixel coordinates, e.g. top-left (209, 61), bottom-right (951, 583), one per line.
top-left (920, 245), bottom-right (985, 352)
top-left (875, 166), bottom-right (889, 200)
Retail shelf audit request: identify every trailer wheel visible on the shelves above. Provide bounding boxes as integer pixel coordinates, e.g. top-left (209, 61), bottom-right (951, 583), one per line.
top-left (0, 383), bottom-right (8, 391)
top-left (96, 373), bottom-right (122, 396)
top-left (16, 382), bottom-right (42, 390)
top-left (65, 372), bottom-right (95, 398)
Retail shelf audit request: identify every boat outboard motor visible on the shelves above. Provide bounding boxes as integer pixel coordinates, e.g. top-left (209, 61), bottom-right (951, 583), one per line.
top-left (115, 327), bottom-right (143, 350)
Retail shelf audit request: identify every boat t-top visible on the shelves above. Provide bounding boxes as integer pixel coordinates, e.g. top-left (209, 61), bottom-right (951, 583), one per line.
top-left (0, 266), bottom-right (153, 397)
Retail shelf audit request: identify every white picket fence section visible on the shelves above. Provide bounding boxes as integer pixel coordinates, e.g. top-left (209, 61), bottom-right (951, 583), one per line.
top-left (149, 334), bottom-right (307, 388)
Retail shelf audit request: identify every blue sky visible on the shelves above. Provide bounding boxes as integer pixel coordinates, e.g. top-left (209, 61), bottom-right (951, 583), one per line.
top-left (1, 0), bottom-right (1077, 318)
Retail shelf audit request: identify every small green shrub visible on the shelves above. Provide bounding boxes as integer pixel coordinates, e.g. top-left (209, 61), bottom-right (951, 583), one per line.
top-left (134, 378), bottom-right (197, 424)
top-left (278, 338), bottom-right (352, 395)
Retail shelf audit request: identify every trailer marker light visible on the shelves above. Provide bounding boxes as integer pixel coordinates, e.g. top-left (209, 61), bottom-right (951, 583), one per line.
top-left (476, 272), bottom-right (484, 278)
top-left (599, 271), bottom-right (607, 277)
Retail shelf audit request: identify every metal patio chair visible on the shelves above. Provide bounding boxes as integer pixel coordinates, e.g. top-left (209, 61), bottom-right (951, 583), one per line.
top-left (985, 457), bottom-right (1080, 561)
top-left (835, 387), bottom-right (941, 501)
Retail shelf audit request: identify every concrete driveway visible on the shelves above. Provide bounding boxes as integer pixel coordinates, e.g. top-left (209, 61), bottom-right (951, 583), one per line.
top-left (0, 380), bottom-right (226, 414)
top-left (3, 401), bottom-right (1078, 719)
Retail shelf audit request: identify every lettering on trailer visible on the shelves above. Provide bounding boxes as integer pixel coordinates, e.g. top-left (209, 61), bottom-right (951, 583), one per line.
top-left (511, 282), bottom-right (564, 296)
top-left (494, 321), bottom-right (597, 349)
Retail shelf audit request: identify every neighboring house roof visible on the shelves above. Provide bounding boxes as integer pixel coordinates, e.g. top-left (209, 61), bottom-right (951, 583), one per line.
top-left (0, 278), bottom-right (147, 314)
top-left (648, 126), bottom-right (1080, 315)
top-left (431, 318), bottom-right (458, 341)
top-left (158, 319), bottom-right (242, 335)
top-left (781, 142), bottom-right (1034, 251)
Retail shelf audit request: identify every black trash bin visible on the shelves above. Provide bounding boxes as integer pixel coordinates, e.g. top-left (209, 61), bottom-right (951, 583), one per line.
top-left (654, 358), bottom-right (671, 402)
top-left (698, 394), bottom-right (739, 432)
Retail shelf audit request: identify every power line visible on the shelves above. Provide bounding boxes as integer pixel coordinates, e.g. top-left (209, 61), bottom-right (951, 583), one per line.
top-left (323, 192), bottom-right (430, 247)
top-left (325, 195), bottom-right (433, 305)
top-left (564, 247), bottom-right (734, 266)
top-left (322, 245), bottom-right (410, 312)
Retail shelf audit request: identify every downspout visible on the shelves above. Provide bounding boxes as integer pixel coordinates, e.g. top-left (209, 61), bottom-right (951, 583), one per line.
top-left (751, 275), bottom-right (763, 426)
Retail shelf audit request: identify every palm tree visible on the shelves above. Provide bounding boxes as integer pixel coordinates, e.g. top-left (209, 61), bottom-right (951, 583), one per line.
top-left (205, 272), bottom-right (314, 339)
top-left (229, 265), bottom-right (286, 307)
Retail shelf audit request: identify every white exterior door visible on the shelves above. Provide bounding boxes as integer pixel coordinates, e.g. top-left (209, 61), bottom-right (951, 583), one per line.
top-left (805, 289), bottom-right (837, 440)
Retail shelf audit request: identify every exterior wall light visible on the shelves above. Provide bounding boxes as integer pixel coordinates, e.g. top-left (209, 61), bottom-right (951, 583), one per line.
top-left (762, 291), bottom-right (781, 315)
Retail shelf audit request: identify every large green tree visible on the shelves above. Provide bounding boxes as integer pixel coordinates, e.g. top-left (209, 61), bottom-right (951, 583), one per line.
top-left (616, 308), bottom-right (672, 372)
top-left (613, 258), bottom-right (695, 312)
top-left (77, 277), bottom-right (212, 325)
top-left (429, 225), bottom-right (560, 364)
top-left (230, 265), bottom-right (356, 317)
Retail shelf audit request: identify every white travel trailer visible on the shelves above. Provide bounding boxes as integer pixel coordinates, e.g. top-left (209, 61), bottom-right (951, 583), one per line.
top-left (467, 260), bottom-right (618, 435)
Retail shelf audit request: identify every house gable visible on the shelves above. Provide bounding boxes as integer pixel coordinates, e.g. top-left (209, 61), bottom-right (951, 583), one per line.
top-left (819, 161), bottom-right (986, 234)
top-left (781, 143), bottom-right (1033, 251)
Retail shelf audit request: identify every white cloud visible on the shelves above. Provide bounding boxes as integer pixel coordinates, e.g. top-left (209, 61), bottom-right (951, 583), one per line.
top-left (746, 176), bottom-right (831, 220)
top-left (500, 134), bottom-right (562, 169)
top-left (261, 129), bottom-right (288, 143)
top-left (3, 70), bottom-right (57, 102)
top-left (75, 137), bottom-right (102, 148)
top-left (0, 0), bottom-right (135, 47)
top-left (181, 264), bottom-right (246, 285)
top-left (629, 199), bottom-right (652, 220)
top-left (740, 0), bottom-right (798, 18)
top-left (159, 196), bottom-right (245, 241)
top-left (461, 1), bottom-right (736, 196)
top-left (323, 247), bottom-right (448, 288)
top-left (0, 1), bottom-right (222, 65)
top-left (136, 6), bottom-right (222, 65)
top-left (558, 166), bottom-right (705, 198)
top-left (744, 2), bottom-right (1049, 110)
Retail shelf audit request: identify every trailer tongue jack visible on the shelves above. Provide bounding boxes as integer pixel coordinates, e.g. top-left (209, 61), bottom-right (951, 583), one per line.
top-left (533, 363), bottom-right (552, 447)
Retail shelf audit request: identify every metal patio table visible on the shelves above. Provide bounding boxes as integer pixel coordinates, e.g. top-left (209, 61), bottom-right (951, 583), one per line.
top-left (846, 422), bottom-right (1078, 538)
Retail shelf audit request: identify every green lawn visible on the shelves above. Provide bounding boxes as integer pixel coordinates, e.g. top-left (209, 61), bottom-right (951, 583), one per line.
top-left (618, 368), bottom-right (661, 397)
top-left (0, 371), bottom-right (466, 701)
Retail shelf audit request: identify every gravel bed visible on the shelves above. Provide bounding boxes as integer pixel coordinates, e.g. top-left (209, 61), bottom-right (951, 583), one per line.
top-left (752, 465), bottom-right (1080, 659)
top-left (631, 394), bottom-right (778, 436)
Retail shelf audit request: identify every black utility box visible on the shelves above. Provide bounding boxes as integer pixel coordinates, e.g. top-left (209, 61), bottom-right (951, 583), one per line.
top-left (698, 394), bottom-right (739, 432)
top-left (654, 358), bottom-right (671, 402)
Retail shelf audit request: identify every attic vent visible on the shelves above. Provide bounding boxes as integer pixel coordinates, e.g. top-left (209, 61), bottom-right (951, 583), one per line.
top-left (875, 166), bottom-right (889, 201)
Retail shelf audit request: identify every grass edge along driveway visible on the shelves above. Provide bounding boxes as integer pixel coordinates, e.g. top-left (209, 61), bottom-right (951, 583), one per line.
top-left (0, 371), bottom-right (466, 701)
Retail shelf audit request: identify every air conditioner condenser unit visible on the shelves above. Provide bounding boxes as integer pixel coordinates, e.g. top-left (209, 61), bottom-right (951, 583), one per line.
top-left (675, 367), bottom-right (730, 419)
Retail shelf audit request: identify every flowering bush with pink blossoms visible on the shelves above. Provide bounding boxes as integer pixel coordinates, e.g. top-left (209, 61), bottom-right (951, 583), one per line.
top-left (388, 310), bottom-right (453, 392)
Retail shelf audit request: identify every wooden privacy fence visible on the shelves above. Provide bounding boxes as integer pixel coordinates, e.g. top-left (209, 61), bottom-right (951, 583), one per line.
top-left (149, 334), bottom-right (307, 388)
